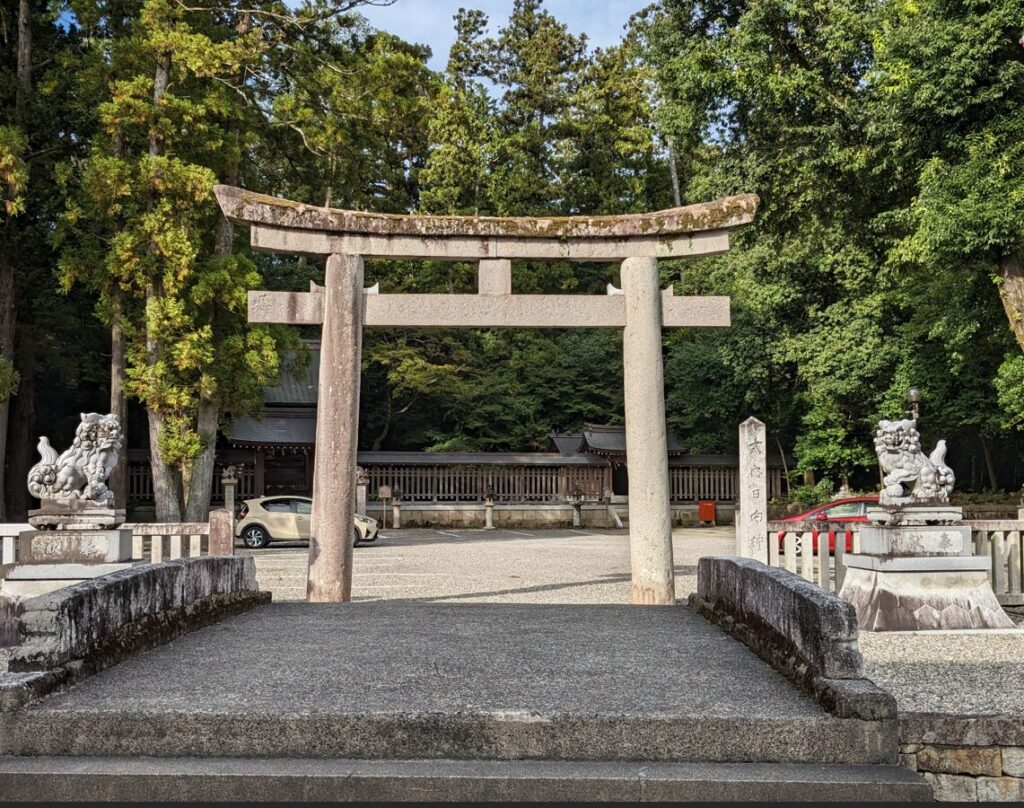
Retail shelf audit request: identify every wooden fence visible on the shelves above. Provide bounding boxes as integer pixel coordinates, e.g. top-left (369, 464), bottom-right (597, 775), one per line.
top-left (363, 464), bottom-right (610, 503)
top-left (126, 458), bottom-right (782, 505)
top-left (767, 520), bottom-right (1024, 605)
top-left (127, 462), bottom-right (258, 504)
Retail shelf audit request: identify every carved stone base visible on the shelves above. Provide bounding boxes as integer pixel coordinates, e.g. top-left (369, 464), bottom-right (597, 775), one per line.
top-left (865, 504), bottom-right (962, 526)
top-left (857, 523), bottom-right (971, 556)
top-left (839, 555), bottom-right (1015, 631)
top-left (28, 500), bottom-right (125, 530)
top-left (16, 529), bottom-right (132, 564)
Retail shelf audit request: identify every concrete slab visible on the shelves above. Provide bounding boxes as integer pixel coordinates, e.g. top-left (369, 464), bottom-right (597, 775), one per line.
top-left (0, 602), bottom-right (892, 764)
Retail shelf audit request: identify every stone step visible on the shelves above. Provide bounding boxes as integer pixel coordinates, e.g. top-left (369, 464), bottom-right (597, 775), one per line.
top-left (0, 756), bottom-right (932, 802)
top-left (0, 707), bottom-right (894, 763)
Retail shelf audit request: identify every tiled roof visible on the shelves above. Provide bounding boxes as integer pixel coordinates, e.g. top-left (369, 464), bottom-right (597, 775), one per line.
top-left (581, 423), bottom-right (685, 455)
top-left (226, 409), bottom-right (316, 447)
top-left (264, 346), bottom-right (319, 405)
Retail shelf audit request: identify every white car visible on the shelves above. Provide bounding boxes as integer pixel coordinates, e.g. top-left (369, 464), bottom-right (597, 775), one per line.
top-left (235, 496), bottom-right (379, 549)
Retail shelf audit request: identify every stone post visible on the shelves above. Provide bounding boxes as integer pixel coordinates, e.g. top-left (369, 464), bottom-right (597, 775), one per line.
top-left (737, 417), bottom-right (768, 561)
top-left (309, 254), bottom-right (363, 602)
top-left (208, 508), bottom-right (234, 556)
top-left (392, 500), bottom-right (401, 530)
top-left (621, 256), bottom-right (675, 605)
top-left (221, 466), bottom-right (237, 539)
top-left (484, 495), bottom-right (495, 530)
top-left (356, 467), bottom-right (368, 517)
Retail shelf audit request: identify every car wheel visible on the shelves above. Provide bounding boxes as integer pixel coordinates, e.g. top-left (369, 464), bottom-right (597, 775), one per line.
top-left (352, 526), bottom-right (362, 547)
top-left (241, 525), bottom-right (271, 549)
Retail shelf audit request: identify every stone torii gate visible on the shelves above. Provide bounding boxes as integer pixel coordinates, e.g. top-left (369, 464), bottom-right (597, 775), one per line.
top-left (215, 186), bottom-right (758, 605)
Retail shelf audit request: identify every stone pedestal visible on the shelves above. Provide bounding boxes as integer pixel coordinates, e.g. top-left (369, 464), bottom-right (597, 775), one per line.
top-left (0, 528), bottom-right (136, 599)
top-left (839, 506), bottom-right (1013, 631)
top-left (17, 529), bottom-right (132, 564)
top-left (28, 501), bottom-right (125, 530)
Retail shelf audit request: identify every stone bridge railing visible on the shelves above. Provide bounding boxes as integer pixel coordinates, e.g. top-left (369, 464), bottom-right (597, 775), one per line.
top-left (767, 519), bottom-right (1024, 605)
top-left (1, 511), bottom-right (235, 574)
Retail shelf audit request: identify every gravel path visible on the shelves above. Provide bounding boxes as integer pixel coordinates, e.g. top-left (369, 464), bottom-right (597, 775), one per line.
top-left (243, 526), bottom-right (735, 604)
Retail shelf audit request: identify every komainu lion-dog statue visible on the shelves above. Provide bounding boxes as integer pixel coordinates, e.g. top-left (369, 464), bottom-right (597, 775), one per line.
top-left (874, 418), bottom-right (955, 506)
top-left (27, 413), bottom-right (123, 506)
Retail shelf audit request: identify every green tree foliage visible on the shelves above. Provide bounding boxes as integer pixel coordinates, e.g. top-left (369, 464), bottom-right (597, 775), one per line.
top-left (871, 0), bottom-right (1024, 435)
top-left (641, 0), bottom-right (1024, 488)
top-left (7, 0), bottom-right (1024, 519)
top-left (55, 0), bottom-right (310, 519)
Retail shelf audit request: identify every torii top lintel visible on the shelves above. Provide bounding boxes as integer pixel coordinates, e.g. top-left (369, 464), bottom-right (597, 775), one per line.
top-left (213, 185), bottom-right (759, 261)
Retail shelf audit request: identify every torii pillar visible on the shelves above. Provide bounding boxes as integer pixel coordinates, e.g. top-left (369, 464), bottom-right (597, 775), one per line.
top-left (215, 186), bottom-right (758, 604)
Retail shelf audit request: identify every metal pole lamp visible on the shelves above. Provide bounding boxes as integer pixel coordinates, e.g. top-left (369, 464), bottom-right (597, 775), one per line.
top-left (907, 387), bottom-right (921, 421)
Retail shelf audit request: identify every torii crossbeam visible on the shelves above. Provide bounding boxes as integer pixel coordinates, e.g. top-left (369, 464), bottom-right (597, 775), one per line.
top-left (215, 185), bottom-right (758, 604)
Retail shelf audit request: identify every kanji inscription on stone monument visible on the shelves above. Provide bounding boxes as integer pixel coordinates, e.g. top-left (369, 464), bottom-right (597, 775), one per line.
top-left (215, 185), bottom-right (758, 604)
top-left (738, 416), bottom-right (768, 561)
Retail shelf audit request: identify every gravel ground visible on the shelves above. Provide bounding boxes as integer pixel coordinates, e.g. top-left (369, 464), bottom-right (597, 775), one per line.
top-left (244, 526), bottom-right (1024, 717)
top-left (861, 630), bottom-right (1024, 716)
top-left (243, 526), bottom-right (734, 604)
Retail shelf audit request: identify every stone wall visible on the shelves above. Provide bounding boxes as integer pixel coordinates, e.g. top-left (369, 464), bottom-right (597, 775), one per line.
top-left (899, 714), bottom-right (1024, 801)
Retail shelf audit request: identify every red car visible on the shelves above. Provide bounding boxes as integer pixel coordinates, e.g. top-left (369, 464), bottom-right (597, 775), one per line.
top-left (777, 496), bottom-right (878, 554)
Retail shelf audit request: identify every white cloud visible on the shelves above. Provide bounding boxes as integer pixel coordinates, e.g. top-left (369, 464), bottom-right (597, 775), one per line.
top-left (360, 0), bottom-right (649, 70)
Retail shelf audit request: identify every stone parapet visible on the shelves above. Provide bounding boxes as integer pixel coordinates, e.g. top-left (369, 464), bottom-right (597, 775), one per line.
top-left (691, 557), bottom-right (896, 728)
top-left (695, 556), bottom-right (863, 679)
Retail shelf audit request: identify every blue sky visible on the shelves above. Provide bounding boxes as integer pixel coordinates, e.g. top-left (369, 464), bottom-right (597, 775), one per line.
top-left (360, 0), bottom-right (651, 70)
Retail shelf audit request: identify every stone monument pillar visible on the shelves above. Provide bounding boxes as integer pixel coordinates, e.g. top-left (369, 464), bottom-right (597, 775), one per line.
top-left (737, 417), bottom-right (768, 561)
top-left (839, 417), bottom-right (1013, 631)
top-left (356, 467), bottom-right (368, 517)
top-left (3, 413), bottom-right (136, 598)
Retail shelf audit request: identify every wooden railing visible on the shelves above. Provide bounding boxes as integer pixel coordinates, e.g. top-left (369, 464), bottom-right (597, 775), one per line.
top-left (766, 519), bottom-right (1024, 605)
top-left (127, 461), bottom-right (257, 503)
top-left (364, 465), bottom-right (610, 503)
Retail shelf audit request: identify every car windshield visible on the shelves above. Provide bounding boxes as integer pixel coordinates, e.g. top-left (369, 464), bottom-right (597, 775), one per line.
top-left (823, 502), bottom-right (861, 518)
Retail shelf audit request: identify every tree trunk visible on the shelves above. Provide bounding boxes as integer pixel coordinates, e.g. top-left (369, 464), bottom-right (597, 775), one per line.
top-left (16, 0), bottom-right (31, 124)
top-left (180, 23), bottom-right (247, 520)
top-left (998, 254), bottom-right (1024, 352)
top-left (147, 412), bottom-right (183, 521)
top-left (3, 0), bottom-right (32, 518)
top-left (145, 51), bottom-right (176, 520)
top-left (183, 398), bottom-right (218, 522)
top-left (980, 433), bottom-right (999, 492)
top-left (7, 363), bottom-right (35, 519)
top-left (109, 307), bottom-right (128, 509)
top-left (775, 434), bottom-right (790, 498)
top-left (666, 138), bottom-right (682, 207)
top-left (0, 262), bottom-right (13, 520)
